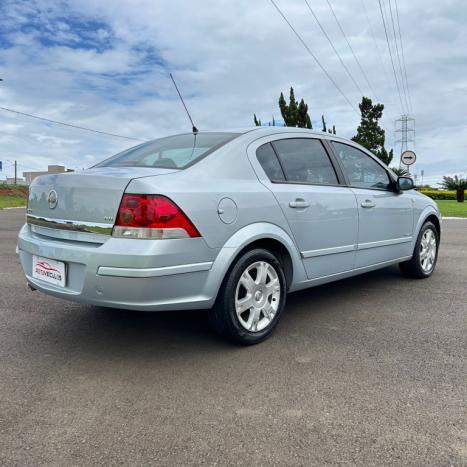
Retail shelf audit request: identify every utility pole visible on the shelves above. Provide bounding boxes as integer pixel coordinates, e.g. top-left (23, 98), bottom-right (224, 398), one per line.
top-left (395, 115), bottom-right (415, 173)
top-left (14, 160), bottom-right (17, 185)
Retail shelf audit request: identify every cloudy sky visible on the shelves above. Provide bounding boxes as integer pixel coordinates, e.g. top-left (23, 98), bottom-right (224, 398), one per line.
top-left (0, 0), bottom-right (465, 185)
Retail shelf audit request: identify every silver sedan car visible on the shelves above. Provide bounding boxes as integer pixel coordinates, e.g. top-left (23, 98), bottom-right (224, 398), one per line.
top-left (18, 127), bottom-right (441, 344)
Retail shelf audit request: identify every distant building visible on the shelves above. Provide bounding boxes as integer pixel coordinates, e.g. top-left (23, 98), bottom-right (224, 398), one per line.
top-left (5, 177), bottom-right (27, 185)
top-left (23, 165), bottom-right (74, 185)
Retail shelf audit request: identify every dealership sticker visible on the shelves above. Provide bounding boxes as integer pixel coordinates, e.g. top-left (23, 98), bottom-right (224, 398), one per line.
top-left (32, 255), bottom-right (66, 287)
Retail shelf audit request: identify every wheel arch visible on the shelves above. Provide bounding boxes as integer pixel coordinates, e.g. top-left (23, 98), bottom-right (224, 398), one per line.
top-left (424, 214), bottom-right (441, 240)
top-left (416, 207), bottom-right (441, 239)
top-left (204, 223), bottom-right (306, 305)
top-left (229, 237), bottom-right (294, 288)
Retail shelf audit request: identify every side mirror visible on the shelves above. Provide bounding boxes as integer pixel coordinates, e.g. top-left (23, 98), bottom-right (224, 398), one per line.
top-left (397, 176), bottom-right (414, 192)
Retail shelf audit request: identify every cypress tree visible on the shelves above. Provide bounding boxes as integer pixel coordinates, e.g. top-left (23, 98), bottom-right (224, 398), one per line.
top-left (279, 87), bottom-right (312, 128)
top-left (352, 97), bottom-right (393, 165)
top-left (321, 115), bottom-right (327, 132)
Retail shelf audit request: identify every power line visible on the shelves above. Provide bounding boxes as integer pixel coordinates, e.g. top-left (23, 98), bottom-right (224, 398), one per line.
top-left (394, 0), bottom-right (413, 114)
top-left (360, 0), bottom-right (385, 68)
top-left (360, 0), bottom-right (400, 112)
top-left (387, 0), bottom-right (410, 114)
top-left (268, 0), bottom-right (358, 114)
top-left (377, 0), bottom-right (405, 114)
top-left (0, 106), bottom-right (146, 142)
top-left (324, 0), bottom-right (379, 102)
top-left (303, 0), bottom-right (364, 97)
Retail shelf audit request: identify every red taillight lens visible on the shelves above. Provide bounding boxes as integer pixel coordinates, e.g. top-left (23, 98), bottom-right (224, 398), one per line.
top-left (113, 194), bottom-right (200, 239)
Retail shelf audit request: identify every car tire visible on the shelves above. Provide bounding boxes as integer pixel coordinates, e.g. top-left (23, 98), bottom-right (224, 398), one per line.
top-left (399, 221), bottom-right (439, 279)
top-left (209, 248), bottom-right (287, 345)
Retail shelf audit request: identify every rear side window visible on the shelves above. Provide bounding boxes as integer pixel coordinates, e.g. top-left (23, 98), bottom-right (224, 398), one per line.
top-left (95, 132), bottom-right (239, 169)
top-left (272, 138), bottom-right (338, 185)
top-left (256, 143), bottom-right (286, 181)
top-left (332, 142), bottom-right (392, 190)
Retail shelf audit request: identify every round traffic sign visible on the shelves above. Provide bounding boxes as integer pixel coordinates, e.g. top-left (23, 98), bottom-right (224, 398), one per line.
top-left (401, 150), bottom-right (416, 166)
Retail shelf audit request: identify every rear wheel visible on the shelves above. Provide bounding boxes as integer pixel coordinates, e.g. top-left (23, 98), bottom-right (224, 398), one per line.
top-left (399, 221), bottom-right (439, 278)
top-left (209, 248), bottom-right (287, 345)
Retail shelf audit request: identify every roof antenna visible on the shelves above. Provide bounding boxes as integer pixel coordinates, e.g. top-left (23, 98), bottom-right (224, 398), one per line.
top-left (169, 73), bottom-right (198, 134)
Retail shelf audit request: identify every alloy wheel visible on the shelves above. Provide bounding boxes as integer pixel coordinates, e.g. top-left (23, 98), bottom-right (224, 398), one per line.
top-left (419, 228), bottom-right (437, 273)
top-left (234, 261), bottom-right (281, 332)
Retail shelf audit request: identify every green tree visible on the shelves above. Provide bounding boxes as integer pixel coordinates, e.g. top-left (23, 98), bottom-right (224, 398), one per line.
top-left (321, 115), bottom-right (337, 134)
top-left (440, 175), bottom-right (467, 202)
top-left (352, 97), bottom-right (393, 165)
top-left (278, 87), bottom-right (312, 128)
top-left (254, 87), bottom-right (337, 131)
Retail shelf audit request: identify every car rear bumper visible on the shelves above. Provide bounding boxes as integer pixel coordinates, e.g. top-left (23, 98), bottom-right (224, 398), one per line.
top-left (17, 224), bottom-right (221, 311)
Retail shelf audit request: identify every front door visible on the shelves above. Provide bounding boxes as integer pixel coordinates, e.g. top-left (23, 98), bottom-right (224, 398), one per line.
top-left (254, 137), bottom-right (359, 280)
top-left (331, 142), bottom-right (414, 268)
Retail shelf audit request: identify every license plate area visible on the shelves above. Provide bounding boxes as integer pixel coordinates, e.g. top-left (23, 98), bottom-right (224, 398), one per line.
top-left (32, 255), bottom-right (66, 288)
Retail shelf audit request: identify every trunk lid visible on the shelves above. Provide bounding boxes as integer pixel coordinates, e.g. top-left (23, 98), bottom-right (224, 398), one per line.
top-left (27, 167), bottom-right (177, 230)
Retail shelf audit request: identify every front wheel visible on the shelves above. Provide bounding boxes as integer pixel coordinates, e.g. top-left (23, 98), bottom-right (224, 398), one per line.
top-left (209, 249), bottom-right (287, 345)
top-left (399, 221), bottom-right (439, 278)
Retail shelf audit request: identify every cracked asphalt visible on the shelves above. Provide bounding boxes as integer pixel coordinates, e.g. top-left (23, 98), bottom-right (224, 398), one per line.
top-left (1, 209), bottom-right (466, 466)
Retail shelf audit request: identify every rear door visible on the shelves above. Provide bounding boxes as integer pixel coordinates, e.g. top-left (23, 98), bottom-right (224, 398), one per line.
top-left (251, 136), bottom-right (358, 280)
top-left (330, 142), bottom-right (414, 268)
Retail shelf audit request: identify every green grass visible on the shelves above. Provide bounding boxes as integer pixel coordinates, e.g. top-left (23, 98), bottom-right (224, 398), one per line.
top-left (436, 200), bottom-right (467, 218)
top-left (0, 195), bottom-right (27, 209)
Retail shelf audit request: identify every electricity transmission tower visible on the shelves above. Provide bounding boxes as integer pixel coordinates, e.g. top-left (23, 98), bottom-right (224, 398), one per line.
top-left (394, 115), bottom-right (415, 171)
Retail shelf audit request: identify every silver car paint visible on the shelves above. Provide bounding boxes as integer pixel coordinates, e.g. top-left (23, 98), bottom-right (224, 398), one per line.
top-left (17, 127), bottom-right (440, 311)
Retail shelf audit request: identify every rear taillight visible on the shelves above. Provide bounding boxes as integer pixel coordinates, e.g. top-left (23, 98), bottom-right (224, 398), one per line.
top-left (112, 194), bottom-right (200, 240)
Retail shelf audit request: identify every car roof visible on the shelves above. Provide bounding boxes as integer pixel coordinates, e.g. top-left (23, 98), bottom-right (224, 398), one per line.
top-left (188, 126), bottom-right (354, 145)
top-left (168, 126), bottom-right (350, 141)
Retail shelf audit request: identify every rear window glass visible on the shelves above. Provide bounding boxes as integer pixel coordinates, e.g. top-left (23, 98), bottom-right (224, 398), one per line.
top-left (272, 138), bottom-right (338, 185)
top-left (95, 132), bottom-right (239, 169)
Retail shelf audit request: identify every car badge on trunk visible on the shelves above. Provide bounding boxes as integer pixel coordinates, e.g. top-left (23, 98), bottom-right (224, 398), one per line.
top-left (48, 190), bottom-right (58, 209)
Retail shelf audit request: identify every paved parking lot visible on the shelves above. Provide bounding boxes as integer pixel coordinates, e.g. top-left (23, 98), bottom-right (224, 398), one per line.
top-left (0, 209), bottom-right (466, 466)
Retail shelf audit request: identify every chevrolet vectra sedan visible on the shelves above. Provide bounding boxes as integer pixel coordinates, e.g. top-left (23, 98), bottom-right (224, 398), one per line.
top-left (18, 127), bottom-right (440, 344)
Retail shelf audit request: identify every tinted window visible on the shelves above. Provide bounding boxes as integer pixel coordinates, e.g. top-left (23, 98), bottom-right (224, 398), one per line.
top-left (256, 143), bottom-right (285, 181)
top-left (332, 142), bottom-right (392, 190)
top-left (95, 132), bottom-right (239, 169)
top-left (272, 138), bottom-right (338, 184)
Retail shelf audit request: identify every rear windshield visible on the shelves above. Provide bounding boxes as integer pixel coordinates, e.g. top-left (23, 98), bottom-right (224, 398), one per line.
top-left (95, 132), bottom-right (239, 169)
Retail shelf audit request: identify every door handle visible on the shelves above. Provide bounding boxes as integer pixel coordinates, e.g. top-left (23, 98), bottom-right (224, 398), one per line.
top-left (289, 199), bottom-right (310, 209)
top-left (361, 200), bottom-right (376, 209)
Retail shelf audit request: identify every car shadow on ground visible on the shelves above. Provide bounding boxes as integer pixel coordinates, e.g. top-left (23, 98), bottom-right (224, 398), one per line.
top-left (31, 265), bottom-right (405, 360)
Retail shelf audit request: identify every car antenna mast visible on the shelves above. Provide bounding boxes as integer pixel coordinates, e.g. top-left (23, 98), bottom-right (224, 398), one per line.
top-left (169, 73), bottom-right (199, 134)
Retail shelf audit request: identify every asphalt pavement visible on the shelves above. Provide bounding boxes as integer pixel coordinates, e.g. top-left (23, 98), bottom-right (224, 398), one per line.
top-left (1, 209), bottom-right (466, 466)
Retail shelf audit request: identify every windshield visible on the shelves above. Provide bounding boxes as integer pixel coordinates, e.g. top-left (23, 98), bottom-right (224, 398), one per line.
top-left (95, 132), bottom-right (240, 169)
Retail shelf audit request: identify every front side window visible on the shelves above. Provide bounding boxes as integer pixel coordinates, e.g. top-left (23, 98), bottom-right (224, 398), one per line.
top-left (332, 142), bottom-right (392, 190)
top-left (95, 132), bottom-right (239, 169)
top-left (271, 138), bottom-right (338, 185)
